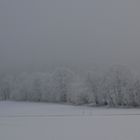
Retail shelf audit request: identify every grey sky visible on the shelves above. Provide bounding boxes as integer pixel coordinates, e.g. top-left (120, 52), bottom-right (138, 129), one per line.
top-left (0, 0), bottom-right (140, 73)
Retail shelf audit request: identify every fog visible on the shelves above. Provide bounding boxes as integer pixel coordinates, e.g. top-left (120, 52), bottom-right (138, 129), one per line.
top-left (0, 0), bottom-right (140, 73)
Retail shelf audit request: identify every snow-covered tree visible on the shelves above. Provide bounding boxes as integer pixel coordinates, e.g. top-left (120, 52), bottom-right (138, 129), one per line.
top-left (40, 73), bottom-right (52, 102)
top-left (27, 73), bottom-right (46, 101)
top-left (10, 73), bottom-right (30, 101)
top-left (50, 68), bottom-right (75, 102)
top-left (101, 65), bottom-right (134, 106)
top-left (85, 70), bottom-right (104, 105)
top-left (128, 77), bottom-right (140, 106)
top-left (0, 75), bottom-right (15, 100)
top-left (68, 76), bottom-right (92, 105)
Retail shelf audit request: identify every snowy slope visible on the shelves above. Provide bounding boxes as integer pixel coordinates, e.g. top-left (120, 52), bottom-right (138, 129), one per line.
top-left (0, 101), bottom-right (140, 140)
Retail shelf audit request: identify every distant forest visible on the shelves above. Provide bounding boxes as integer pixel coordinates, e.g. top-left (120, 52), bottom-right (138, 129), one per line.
top-left (0, 65), bottom-right (140, 107)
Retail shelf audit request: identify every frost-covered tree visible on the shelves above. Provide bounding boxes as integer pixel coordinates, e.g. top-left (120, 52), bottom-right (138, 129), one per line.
top-left (0, 75), bottom-right (15, 100)
top-left (10, 73), bottom-right (29, 100)
top-left (68, 77), bottom-right (92, 105)
top-left (27, 73), bottom-right (45, 101)
top-left (50, 68), bottom-right (75, 102)
top-left (10, 73), bottom-right (45, 101)
top-left (40, 73), bottom-right (52, 102)
top-left (128, 77), bottom-right (140, 106)
top-left (85, 70), bottom-right (104, 105)
top-left (101, 65), bottom-right (134, 106)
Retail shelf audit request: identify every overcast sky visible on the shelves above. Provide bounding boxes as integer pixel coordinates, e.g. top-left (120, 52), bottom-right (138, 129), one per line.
top-left (0, 0), bottom-right (140, 73)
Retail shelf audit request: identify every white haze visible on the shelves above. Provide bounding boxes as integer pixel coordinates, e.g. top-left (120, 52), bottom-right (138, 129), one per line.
top-left (0, 0), bottom-right (140, 73)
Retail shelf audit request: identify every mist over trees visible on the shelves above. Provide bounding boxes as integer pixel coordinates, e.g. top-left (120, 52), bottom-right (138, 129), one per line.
top-left (0, 65), bottom-right (140, 107)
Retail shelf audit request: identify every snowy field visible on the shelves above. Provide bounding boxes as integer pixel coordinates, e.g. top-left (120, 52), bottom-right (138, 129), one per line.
top-left (0, 102), bottom-right (140, 140)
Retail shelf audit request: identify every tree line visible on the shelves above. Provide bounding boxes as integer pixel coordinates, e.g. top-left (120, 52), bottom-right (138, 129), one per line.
top-left (0, 65), bottom-right (140, 107)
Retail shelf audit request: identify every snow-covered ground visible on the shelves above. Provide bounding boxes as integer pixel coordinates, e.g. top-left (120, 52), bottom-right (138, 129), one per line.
top-left (0, 101), bottom-right (140, 140)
